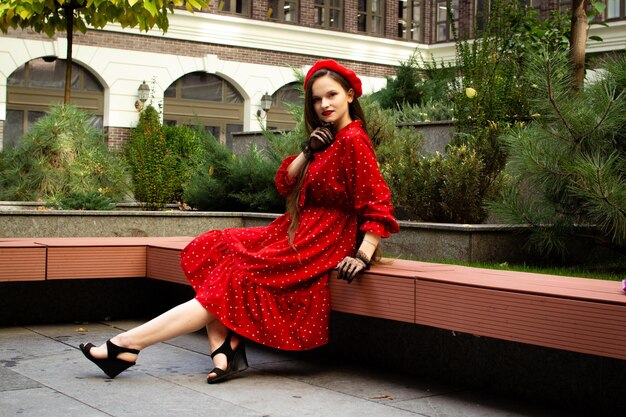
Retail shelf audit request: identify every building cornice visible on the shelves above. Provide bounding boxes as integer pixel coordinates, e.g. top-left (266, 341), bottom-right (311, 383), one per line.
top-left (100, 11), bottom-right (458, 67)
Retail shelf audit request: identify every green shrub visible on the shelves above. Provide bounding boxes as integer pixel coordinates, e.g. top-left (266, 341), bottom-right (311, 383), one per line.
top-left (47, 191), bottom-right (115, 210)
top-left (0, 104), bottom-right (128, 206)
top-left (374, 52), bottom-right (455, 111)
top-left (489, 49), bottom-right (626, 257)
top-left (163, 124), bottom-right (209, 203)
top-left (125, 106), bottom-right (177, 210)
top-left (395, 100), bottom-right (454, 123)
top-left (184, 132), bottom-right (284, 213)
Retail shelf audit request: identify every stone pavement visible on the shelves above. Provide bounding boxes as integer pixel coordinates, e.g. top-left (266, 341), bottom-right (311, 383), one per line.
top-left (0, 320), bottom-right (582, 417)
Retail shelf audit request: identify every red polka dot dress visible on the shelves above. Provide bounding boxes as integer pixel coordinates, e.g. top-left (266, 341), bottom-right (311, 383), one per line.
top-left (180, 120), bottom-right (399, 350)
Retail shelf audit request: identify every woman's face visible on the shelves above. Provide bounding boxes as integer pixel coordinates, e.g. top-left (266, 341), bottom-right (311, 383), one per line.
top-left (311, 74), bottom-right (354, 132)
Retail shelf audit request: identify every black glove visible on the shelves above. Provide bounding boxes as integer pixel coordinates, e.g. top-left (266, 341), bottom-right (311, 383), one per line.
top-left (301, 126), bottom-right (335, 160)
top-left (336, 250), bottom-right (370, 284)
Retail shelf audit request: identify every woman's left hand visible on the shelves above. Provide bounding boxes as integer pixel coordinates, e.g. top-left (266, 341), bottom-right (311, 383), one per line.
top-left (336, 256), bottom-right (367, 284)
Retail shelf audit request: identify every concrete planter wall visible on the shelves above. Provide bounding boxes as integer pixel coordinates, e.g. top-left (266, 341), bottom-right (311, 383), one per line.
top-left (0, 209), bottom-right (532, 263)
top-left (230, 121), bottom-right (454, 156)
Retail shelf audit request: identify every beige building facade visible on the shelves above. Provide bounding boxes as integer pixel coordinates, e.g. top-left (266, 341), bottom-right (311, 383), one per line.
top-left (0, 1), bottom-right (624, 149)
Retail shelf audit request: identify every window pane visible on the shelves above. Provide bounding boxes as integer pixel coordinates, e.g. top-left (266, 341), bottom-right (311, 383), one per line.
top-left (331, 0), bottom-right (342, 7)
top-left (358, 0), bottom-right (366, 11)
top-left (87, 115), bottom-right (103, 130)
top-left (219, 0), bottom-right (230, 12)
top-left (411, 22), bottom-right (420, 41)
top-left (373, 16), bottom-right (382, 34)
top-left (358, 14), bottom-right (367, 31)
top-left (236, 0), bottom-right (247, 14)
top-left (330, 9), bottom-right (341, 27)
top-left (8, 64), bottom-right (25, 86)
top-left (29, 60), bottom-right (65, 89)
top-left (437, 24), bottom-right (447, 42)
top-left (285, 2), bottom-right (296, 21)
top-left (315, 6), bottom-right (324, 25)
top-left (225, 84), bottom-right (243, 103)
top-left (372, 0), bottom-right (382, 13)
top-left (607, 0), bottom-right (620, 18)
top-left (164, 84), bottom-right (177, 98)
top-left (399, 0), bottom-right (407, 18)
top-left (83, 70), bottom-right (103, 92)
top-left (181, 73), bottom-right (222, 101)
top-left (268, 0), bottom-right (278, 18)
top-left (279, 85), bottom-right (302, 106)
top-left (27, 111), bottom-right (46, 129)
top-left (4, 110), bottom-right (24, 149)
top-left (398, 21), bottom-right (407, 37)
top-left (438, 5), bottom-right (447, 21)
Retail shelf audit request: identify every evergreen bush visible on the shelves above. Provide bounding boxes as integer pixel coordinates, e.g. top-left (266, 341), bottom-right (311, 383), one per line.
top-left (0, 104), bottom-right (127, 207)
top-left (374, 52), bottom-right (455, 112)
top-left (184, 132), bottom-right (284, 213)
top-left (125, 106), bottom-right (177, 210)
top-left (489, 49), bottom-right (626, 257)
top-left (163, 124), bottom-right (209, 203)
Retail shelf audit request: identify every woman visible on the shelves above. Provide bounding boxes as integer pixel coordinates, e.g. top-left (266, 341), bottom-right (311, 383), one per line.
top-left (79, 59), bottom-right (399, 384)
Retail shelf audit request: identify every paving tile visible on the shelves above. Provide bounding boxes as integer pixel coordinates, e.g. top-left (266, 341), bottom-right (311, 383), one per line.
top-left (0, 366), bottom-right (41, 391)
top-left (391, 389), bottom-right (582, 417)
top-left (0, 387), bottom-right (110, 417)
top-left (0, 321), bottom-right (583, 417)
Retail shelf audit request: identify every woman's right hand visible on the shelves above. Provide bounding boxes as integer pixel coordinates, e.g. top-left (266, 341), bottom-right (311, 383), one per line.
top-left (309, 126), bottom-right (334, 151)
top-left (301, 126), bottom-right (335, 160)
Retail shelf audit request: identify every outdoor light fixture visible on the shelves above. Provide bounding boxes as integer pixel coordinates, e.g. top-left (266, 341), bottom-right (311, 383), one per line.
top-left (136, 81), bottom-right (150, 111)
top-left (257, 92), bottom-right (273, 117)
top-left (261, 92), bottom-right (272, 112)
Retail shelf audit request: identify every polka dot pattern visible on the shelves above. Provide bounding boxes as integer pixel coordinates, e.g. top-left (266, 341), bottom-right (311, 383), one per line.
top-left (179, 120), bottom-right (399, 351)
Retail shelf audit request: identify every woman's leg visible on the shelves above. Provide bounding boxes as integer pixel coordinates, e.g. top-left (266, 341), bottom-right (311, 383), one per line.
top-left (206, 320), bottom-right (242, 379)
top-left (88, 299), bottom-right (214, 361)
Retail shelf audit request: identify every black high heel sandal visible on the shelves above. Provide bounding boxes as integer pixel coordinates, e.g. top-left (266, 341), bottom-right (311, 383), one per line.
top-left (207, 330), bottom-right (248, 384)
top-left (79, 339), bottom-right (140, 378)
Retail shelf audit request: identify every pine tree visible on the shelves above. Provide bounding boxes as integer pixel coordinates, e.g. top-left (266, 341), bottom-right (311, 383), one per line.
top-left (489, 49), bottom-right (626, 257)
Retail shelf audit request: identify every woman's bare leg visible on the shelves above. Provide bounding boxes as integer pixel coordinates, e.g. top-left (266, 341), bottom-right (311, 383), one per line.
top-left (88, 299), bottom-right (214, 361)
top-left (205, 320), bottom-right (241, 379)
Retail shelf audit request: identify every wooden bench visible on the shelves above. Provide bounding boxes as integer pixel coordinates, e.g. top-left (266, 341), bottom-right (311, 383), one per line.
top-left (1, 236), bottom-right (625, 361)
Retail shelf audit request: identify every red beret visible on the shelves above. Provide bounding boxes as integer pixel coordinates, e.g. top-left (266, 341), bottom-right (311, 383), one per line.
top-left (304, 59), bottom-right (363, 98)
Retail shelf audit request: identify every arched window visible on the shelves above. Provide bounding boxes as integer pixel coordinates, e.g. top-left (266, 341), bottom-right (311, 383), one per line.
top-left (266, 82), bottom-right (302, 130)
top-left (4, 58), bottom-right (104, 149)
top-left (163, 72), bottom-right (244, 146)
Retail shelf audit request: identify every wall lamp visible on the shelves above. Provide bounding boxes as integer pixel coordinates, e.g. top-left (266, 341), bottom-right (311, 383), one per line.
top-left (257, 92), bottom-right (272, 116)
top-left (135, 80), bottom-right (151, 112)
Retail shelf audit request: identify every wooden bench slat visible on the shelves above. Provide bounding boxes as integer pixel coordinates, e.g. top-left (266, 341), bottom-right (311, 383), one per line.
top-left (3, 236), bottom-right (625, 360)
top-left (0, 247), bottom-right (47, 282)
top-left (329, 274), bottom-right (414, 323)
top-left (415, 281), bottom-right (626, 359)
top-left (146, 247), bottom-right (187, 284)
top-left (414, 268), bottom-right (625, 305)
top-left (47, 247), bottom-right (146, 279)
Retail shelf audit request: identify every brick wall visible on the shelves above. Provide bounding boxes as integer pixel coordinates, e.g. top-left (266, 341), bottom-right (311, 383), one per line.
top-left (5, 24), bottom-right (396, 79)
top-left (105, 126), bottom-right (131, 149)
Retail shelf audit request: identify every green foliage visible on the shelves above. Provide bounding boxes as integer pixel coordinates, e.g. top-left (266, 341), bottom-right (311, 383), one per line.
top-left (0, 104), bottom-right (128, 206)
top-left (0, 1), bottom-right (209, 36)
top-left (125, 106), bottom-right (177, 210)
top-left (451, 0), bottom-right (533, 135)
top-left (395, 100), bottom-right (454, 123)
top-left (47, 191), bottom-right (115, 210)
top-left (380, 139), bottom-right (488, 223)
top-left (184, 136), bottom-right (284, 213)
top-left (163, 124), bottom-right (208, 203)
top-left (489, 49), bottom-right (626, 257)
top-left (374, 52), bottom-right (455, 112)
